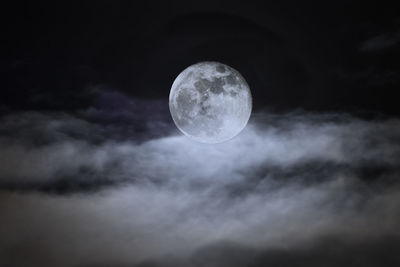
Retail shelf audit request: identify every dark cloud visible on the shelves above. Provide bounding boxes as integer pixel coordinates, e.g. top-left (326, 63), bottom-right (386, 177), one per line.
top-left (189, 236), bottom-right (400, 267)
top-left (0, 92), bottom-right (399, 266)
top-left (360, 28), bottom-right (400, 52)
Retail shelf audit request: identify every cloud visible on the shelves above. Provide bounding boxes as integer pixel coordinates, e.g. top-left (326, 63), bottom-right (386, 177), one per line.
top-left (359, 29), bottom-right (400, 52)
top-left (0, 92), bottom-right (400, 266)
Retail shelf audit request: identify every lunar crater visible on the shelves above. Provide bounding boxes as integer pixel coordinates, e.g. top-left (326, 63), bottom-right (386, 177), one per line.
top-left (169, 62), bottom-right (252, 143)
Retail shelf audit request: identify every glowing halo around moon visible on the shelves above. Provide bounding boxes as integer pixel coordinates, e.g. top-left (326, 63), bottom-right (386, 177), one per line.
top-left (169, 61), bottom-right (252, 144)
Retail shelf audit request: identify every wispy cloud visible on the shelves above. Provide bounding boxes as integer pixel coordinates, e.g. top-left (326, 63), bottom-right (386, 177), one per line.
top-left (0, 92), bottom-right (400, 267)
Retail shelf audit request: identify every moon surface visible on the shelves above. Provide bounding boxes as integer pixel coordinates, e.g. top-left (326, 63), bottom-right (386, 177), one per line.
top-left (169, 62), bottom-right (252, 143)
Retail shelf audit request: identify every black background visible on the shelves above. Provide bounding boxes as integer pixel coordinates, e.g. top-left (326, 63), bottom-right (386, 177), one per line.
top-left (1, 1), bottom-right (399, 115)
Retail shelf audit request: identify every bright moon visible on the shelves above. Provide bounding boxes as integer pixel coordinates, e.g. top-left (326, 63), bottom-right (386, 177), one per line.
top-left (169, 62), bottom-right (252, 143)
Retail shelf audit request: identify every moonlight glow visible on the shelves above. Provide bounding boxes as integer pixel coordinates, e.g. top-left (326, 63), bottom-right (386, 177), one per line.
top-left (169, 62), bottom-right (252, 143)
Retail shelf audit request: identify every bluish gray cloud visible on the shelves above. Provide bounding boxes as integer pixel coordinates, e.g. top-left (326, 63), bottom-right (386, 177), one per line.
top-left (0, 92), bottom-right (400, 267)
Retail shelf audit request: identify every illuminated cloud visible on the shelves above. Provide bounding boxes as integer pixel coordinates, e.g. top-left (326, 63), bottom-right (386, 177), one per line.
top-left (1, 93), bottom-right (400, 266)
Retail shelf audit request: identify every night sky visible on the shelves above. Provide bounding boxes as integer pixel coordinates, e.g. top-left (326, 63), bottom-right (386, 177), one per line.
top-left (1, 1), bottom-right (400, 267)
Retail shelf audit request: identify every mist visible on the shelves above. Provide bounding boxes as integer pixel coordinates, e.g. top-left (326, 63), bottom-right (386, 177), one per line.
top-left (1, 92), bottom-right (400, 267)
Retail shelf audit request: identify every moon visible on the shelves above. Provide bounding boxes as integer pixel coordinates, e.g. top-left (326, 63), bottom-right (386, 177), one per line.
top-left (169, 62), bottom-right (252, 144)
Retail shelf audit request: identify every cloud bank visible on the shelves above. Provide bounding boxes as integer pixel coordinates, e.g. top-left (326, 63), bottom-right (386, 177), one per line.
top-left (0, 92), bottom-right (400, 267)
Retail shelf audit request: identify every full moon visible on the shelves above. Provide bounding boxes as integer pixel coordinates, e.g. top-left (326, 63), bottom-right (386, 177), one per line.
top-left (169, 62), bottom-right (252, 143)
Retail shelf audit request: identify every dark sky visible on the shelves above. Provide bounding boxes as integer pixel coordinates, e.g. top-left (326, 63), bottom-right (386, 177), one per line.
top-left (1, 2), bottom-right (400, 267)
top-left (1, 1), bottom-right (399, 114)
